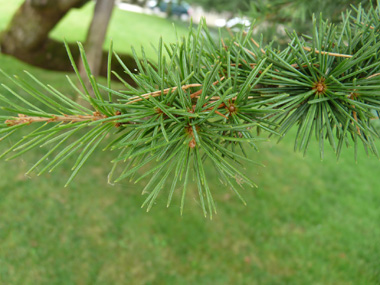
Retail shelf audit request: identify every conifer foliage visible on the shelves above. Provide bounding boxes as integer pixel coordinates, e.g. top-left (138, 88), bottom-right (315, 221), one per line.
top-left (1, 4), bottom-right (380, 217)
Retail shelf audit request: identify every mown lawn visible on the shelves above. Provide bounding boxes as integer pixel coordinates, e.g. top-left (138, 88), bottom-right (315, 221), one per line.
top-left (0, 0), bottom-right (189, 60)
top-left (0, 1), bottom-right (380, 284)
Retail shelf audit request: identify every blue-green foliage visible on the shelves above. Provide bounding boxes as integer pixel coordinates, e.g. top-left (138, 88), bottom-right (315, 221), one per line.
top-left (1, 4), bottom-right (380, 217)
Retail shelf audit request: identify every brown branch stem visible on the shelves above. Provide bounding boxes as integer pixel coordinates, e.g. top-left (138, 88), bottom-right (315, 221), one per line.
top-left (366, 73), bottom-right (380, 79)
top-left (242, 31), bottom-right (266, 54)
top-left (190, 77), bottom-right (225, 99)
top-left (303, 47), bottom-right (352, 58)
top-left (126, 83), bottom-right (202, 105)
top-left (5, 112), bottom-right (107, 126)
top-left (6, 53), bottom-right (376, 128)
top-left (234, 42), bottom-right (257, 58)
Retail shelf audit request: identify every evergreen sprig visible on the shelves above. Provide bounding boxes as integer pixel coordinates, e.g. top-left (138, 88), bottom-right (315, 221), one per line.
top-left (1, 4), bottom-right (379, 218)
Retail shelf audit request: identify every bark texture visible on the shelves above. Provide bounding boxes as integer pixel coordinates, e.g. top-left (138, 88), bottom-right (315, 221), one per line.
top-left (0, 0), bottom-right (137, 85)
top-left (80, 0), bottom-right (116, 77)
top-left (3, 38), bottom-right (137, 83)
top-left (1, 0), bottom-right (89, 54)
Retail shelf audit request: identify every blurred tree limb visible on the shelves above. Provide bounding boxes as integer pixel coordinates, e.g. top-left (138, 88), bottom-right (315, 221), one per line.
top-left (0, 0), bottom-right (137, 84)
top-left (79, 0), bottom-right (116, 84)
top-left (1, 0), bottom-right (89, 54)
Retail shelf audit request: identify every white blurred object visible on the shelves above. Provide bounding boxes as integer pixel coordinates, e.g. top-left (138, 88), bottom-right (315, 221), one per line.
top-left (215, 18), bottom-right (226, 27)
top-left (225, 17), bottom-right (251, 29)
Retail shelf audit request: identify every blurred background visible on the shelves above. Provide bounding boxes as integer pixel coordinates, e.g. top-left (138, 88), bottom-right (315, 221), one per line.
top-left (0, 0), bottom-right (379, 283)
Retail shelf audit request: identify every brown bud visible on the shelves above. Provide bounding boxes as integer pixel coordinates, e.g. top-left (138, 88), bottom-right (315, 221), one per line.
top-left (5, 119), bottom-right (17, 126)
top-left (228, 105), bottom-right (236, 113)
top-left (189, 138), bottom-right (196, 148)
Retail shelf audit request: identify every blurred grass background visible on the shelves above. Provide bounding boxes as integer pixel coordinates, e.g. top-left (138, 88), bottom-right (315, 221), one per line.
top-left (0, 0), bottom-right (380, 284)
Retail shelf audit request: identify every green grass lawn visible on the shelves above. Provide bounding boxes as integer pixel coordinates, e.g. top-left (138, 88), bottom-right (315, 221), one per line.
top-left (0, 0), bottom-right (189, 60)
top-left (51, 1), bottom-right (189, 59)
top-left (1, 1), bottom-right (380, 284)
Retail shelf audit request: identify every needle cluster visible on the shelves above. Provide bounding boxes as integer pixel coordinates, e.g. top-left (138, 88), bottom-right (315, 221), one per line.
top-left (1, 4), bottom-right (379, 218)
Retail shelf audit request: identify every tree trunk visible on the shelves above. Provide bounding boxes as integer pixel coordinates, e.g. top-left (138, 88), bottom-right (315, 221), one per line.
top-left (79, 0), bottom-right (116, 77)
top-left (1, 38), bottom-right (137, 85)
top-left (166, 0), bottom-right (173, 18)
top-left (0, 0), bottom-right (138, 86)
top-left (0, 0), bottom-right (89, 55)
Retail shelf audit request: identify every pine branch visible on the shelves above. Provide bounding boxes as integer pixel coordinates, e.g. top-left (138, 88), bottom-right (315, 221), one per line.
top-left (1, 4), bottom-right (380, 218)
top-left (5, 112), bottom-right (108, 126)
